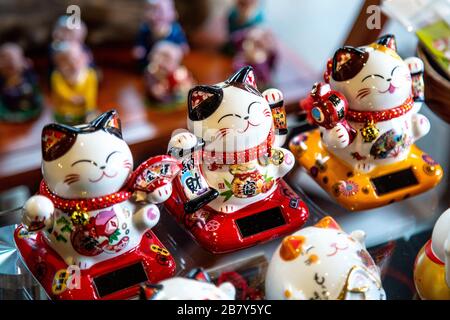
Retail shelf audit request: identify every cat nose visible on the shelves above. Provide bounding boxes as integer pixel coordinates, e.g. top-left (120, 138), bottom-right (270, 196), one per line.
top-left (244, 116), bottom-right (249, 120)
top-left (386, 78), bottom-right (392, 82)
top-left (99, 165), bottom-right (106, 170)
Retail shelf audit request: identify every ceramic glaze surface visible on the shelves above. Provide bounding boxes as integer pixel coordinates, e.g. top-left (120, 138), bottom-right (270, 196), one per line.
top-left (165, 66), bottom-right (308, 253)
top-left (20, 111), bottom-right (177, 269)
top-left (170, 66), bottom-right (293, 214)
top-left (265, 217), bottom-right (386, 300)
top-left (320, 35), bottom-right (429, 173)
top-left (414, 208), bottom-right (450, 300)
top-left (141, 269), bottom-right (235, 300)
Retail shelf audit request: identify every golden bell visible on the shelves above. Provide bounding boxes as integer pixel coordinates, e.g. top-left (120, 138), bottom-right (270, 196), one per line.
top-left (360, 121), bottom-right (379, 143)
top-left (70, 210), bottom-right (90, 226)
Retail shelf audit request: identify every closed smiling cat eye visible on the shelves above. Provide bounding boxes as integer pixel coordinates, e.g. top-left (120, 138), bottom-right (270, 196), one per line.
top-left (71, 151), bottom-right (121, 167)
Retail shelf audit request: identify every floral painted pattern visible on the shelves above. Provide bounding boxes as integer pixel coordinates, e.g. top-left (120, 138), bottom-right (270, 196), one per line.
top-left (370, 129), bottom-right (412, 160)
top-left (340, 180), bottom-right (359, 197)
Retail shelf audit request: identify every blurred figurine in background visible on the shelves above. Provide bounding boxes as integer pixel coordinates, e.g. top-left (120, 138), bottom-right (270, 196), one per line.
top-left (144, 41), bottom-right (194, 109)
top-left (414, 208), bottom-right (450, 300)
top-left (51, 41), bottom-right (98, 125)
top-left (232, 27), bottom-right (277, 89)
top-left (133, 0), bottom-right (188, 69)
top-left (228, 0), bottom-right (264, 35)
top-left (0, 43), bottom-right (43, 122)
top-left (50, 15), bottom-right (94, 69)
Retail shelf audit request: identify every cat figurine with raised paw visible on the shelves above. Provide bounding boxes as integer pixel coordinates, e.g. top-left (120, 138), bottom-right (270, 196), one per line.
top-left (165, 66), bottom-right (308, 253)
top-left (15, 110), bottom-right (181, 300)
top-left (414, 208), bottom-right (450, 300)
top-left (291, 34), bottom-right (442, 211)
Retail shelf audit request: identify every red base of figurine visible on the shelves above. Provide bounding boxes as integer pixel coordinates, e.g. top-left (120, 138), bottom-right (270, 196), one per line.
top-left (14, 225), bottom-right (176, 300)
top-left (164, 179), bottom-right (309, 253)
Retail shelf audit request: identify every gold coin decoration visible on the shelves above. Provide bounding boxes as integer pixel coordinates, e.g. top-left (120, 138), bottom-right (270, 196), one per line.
top-left (360, 121), bottom-right (379, 143)
top-left (70, 210), bottom-right (90, 226)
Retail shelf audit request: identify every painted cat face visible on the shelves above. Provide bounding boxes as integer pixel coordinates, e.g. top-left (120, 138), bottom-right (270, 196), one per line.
top-left (265, 217), bottom-right (386, 300)
top-left (187, 66), bottom-right (273, 153)
top-left (41, 110), bottom-right (133, 199)
top-left (330, 35), bottom-right (412, 111)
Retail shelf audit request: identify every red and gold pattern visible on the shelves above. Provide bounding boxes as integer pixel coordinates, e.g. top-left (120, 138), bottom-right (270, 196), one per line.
top-left (347, 96), bottom-right (414, 123)
top-left (202, 129), bottom-right (274, 165)
top-left (39, 181), bottom-right (131, 213)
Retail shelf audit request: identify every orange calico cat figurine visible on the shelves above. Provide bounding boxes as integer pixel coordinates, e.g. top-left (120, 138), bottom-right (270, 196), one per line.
top-left (291, 34), bottom-right (443, 211)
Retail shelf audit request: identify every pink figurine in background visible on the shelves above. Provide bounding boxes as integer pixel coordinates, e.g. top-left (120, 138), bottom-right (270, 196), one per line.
top-left (51, 41), bottom-right (98, 125)
top-left (232, 27), bottom-right (277, 89)
top-left (144, 41), bottom-right (194, 108)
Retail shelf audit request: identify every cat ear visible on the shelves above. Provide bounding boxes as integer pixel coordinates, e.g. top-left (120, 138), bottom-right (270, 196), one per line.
top-left (188, 85), bottom-right (223, 121)
top-left (280, 235), bottom-right (306, 261)
top-left (375, 34), bottom-right (397, 52)
top-left (332, 46), bottom-right (369, 82)
top-left (140, 282), bottom-right (163, 300)
top-left (314, 216), bottom-right (342, 230)
top-left (91, 110), bottom-right (122, 139)
top-left (186, 268), bottom-right (211, 283)
top-left (227, 66), bottom-right (258, 89)
top-left (42, 124), bottom-right (77, 161)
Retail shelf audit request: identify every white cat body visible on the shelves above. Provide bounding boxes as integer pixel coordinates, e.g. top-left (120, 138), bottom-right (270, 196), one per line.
top-left (265, 217), bottom-right (386, 300)
top-left (169, 67), bottom-right (294, 213)
top-left (21, 111), bottom-right (168, 270)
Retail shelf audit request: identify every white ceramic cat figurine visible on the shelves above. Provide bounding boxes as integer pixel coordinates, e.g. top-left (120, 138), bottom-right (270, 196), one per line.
top-left (21, 110), bottom-right (176, 269)
top-left (320, 34), bottom-right (429, 173)
top-left (265, 216), bottom-right (386, 300)
top-left (140, 268), bottom-right (235, 300)
top-left (168, 66), bottom-right (294, 214)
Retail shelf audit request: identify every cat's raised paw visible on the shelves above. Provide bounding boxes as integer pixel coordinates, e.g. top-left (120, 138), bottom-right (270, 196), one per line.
top-left (22, 195), bottom-right (54, 232)
top-left (323, 123), bottom-right (350, 149)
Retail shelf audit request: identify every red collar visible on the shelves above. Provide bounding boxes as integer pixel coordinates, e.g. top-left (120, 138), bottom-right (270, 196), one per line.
top-left (425, 240), bottom-right (444, 266)
top-left (346, 96), bottom-right (414, 123)
top-left (202, 129), bottom-right (274, 165)
top-left (39, 181), bottom-right (131, 212)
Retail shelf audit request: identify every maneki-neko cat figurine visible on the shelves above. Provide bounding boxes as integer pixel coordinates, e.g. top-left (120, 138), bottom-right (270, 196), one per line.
top-left (164, 66), bottom-right (309, 253)
top-left (290, 34), bottom-right (443, 211)
top-left (265, 216), bottom-right (386, 300)
top-left (414, 208), bottom-right (450, 300)
top-left (14, 110), bottom-right (181, 300)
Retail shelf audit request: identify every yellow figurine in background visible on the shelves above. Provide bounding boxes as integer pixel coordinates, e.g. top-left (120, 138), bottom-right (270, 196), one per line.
top-left (51, 41), bottom-right (98, 125)
top-left (414, 208), bottom-right (450, 300)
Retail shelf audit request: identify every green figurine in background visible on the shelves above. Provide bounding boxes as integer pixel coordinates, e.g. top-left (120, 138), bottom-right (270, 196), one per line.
top-left (0, 43), bottom-right (43, 123)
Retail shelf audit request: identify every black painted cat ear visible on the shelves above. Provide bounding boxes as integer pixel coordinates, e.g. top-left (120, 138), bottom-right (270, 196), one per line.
top-left (332, 46), bottom-right (369, 82)
top-left (42, 124), bottom-right (77, 161)
top-left (186, 268), bottom-right (211, 283)
top-left (91, 110), bottom-right (122, 139)
top-left (188, 85), bottom-right (224, 121)
top-left (227, 66), bottom-right (258, 89)
top-left (375, 34), bottom-right (397, 52)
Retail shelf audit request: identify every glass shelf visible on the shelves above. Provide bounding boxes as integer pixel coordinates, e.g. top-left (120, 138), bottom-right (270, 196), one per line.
top-left (0, 105), bottom-right (448, 300)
